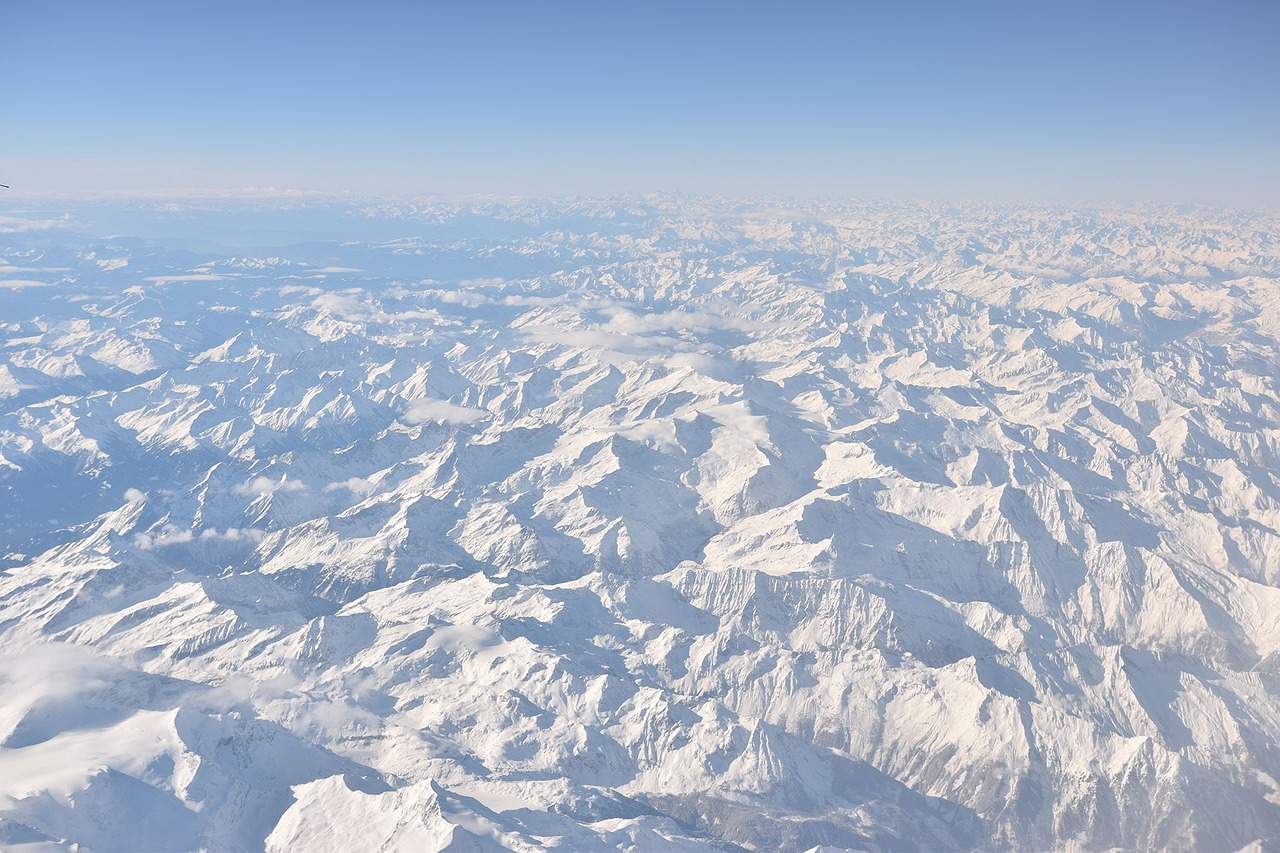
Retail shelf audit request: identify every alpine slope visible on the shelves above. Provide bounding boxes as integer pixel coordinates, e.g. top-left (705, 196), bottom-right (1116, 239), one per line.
top-left (1, 197), bottom-right (1279, 851)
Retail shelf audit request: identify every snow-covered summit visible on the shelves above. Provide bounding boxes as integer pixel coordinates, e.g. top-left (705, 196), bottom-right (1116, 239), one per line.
top-left (1, 197), bottom-right (1279, 850)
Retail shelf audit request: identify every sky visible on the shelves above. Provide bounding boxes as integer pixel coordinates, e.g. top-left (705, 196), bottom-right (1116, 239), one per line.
top-left (2, 0), bottom-right (1277, 204)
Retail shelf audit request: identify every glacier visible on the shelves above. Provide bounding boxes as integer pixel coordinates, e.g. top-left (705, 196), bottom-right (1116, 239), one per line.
top-left (1, 196), bottom-right (1279, 851)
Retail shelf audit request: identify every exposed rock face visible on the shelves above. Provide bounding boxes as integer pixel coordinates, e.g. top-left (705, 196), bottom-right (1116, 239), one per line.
top-left (1, 198), bottom-right (1279, 850)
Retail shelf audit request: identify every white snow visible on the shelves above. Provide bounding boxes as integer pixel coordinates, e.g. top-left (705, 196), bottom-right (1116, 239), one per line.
top-left (0, 197), bottom-right (1278, 851)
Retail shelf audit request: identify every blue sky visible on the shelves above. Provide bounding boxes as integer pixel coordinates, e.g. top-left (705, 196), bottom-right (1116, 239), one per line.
top-left (3, 1), bottom-right (1277, 203)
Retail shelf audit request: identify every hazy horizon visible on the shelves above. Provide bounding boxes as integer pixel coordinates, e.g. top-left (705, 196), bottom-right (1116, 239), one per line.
top-left (4, 1), bottom-right (1277, 207)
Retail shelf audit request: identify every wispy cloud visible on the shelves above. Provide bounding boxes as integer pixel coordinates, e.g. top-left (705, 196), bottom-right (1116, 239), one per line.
top-left (233, 475), bottom-right (306, 497)
top-left (0, 215), bottom-right (75, 233)
top-left (133, 523), bottom-right (264, 550)
top-left (325, 477), bottom-right (377, 495)
top-left (404, 398), bottom-right (488, 425)
top-left (145, 274), bottom-right (226, 283)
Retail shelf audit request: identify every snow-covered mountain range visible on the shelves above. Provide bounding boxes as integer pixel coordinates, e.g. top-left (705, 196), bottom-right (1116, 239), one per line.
top-left (1, 196), bottom-right (1279, 851)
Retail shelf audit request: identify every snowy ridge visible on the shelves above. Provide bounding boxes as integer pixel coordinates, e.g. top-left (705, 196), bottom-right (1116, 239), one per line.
top-left (1, 198), bottom-right (1279, 850)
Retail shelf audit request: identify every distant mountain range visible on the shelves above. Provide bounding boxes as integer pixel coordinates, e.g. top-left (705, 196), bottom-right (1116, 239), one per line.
top-left (1, 197), bottom-right (1278, 851)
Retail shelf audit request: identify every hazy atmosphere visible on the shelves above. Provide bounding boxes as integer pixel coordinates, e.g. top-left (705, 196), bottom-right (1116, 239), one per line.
top-left (4, 0), bottom-right (1278, 203)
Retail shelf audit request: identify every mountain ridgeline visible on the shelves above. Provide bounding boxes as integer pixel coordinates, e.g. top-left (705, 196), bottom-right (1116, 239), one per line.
top-left (1, 198), bottom-right (1278, 850)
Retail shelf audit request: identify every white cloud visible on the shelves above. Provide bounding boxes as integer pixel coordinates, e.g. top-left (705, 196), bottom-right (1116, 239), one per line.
top-left (124, 488), bottom-right (147, 503)
top-left (312, 292), bottom-right (369, 318)
top-left (145, 274), bottom-right (226, 283)
top-left (602, 306), bottom-right (763, 335)
top-left (324, 477), bottom-right (377, 495)
top-left (388, 309), bottom-right (448, 322)
top-left (0, 265), bottom-right (71, 274)
top-left (405, 398), bottom-right (489, 425)
top-left (131, 524), bottom-right (194, 549)
top-left (433, 290), bottom-right (490, 308)
top-left (0, 643), bottom-right (117, 704)
top-left (133, 524), bottom-right (263, 550)
top-left (501, 294), bottom-right (567, 307)
top-left (666, 352), bottom-right (727, 374)
top-left (0, 215), bottom-right (75, 234)
top-left (233, 475), bottom-right (306, 497)
top-left (520, 327), bottom-right (684, 363)
top-left (200, 527), bottom-right (264, 543)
